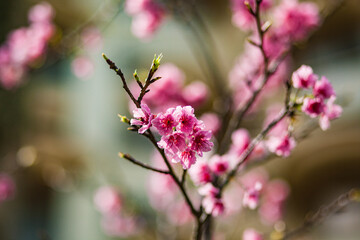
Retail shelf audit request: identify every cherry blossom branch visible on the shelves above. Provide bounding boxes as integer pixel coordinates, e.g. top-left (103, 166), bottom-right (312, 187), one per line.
top-left (103, 54), bottom-right (200, 220)
top-left (118, 152), bottom-right (170, 174)
top-left (219, 78), bottom-right (293, 192)
top-left (283, 188), bottom-right (360, 240)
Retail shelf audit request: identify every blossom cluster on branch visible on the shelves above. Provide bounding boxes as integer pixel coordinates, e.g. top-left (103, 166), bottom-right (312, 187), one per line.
top-left (96, 0), bottom-right (348, 238)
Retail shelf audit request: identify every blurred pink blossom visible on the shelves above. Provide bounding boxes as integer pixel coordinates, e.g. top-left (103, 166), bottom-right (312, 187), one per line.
top-left (274, 0), bottom-right (320, 42)
top-left (28, 2), bottom-right (55, 23)
top-left (71, 56), bottom-right (94, 79)
top-left (266, 134), bottom-right (296, 157)
top-left (243, 228), bottom-right (263, 240)
top-left (94, 186), bottom-right (123, 214)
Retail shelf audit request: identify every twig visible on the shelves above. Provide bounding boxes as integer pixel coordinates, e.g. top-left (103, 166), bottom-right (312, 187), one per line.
top-left (283, 188), bottom-right (360, 240)
top-left (118, 152), bottom-right (170, 174)
top-left (102, 53), bottom-right (140, 108)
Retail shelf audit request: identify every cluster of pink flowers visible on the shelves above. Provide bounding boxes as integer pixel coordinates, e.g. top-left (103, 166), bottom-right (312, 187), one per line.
top-left (94, 186), bottom-right (139, 237)
top-left (0, 2), bottom-right (55, 89)
top-left (131, 104), bottom-right (214, 169)
top-left (130, 63), bottom-right (208, 113)
top-left (292, 65), bottom-right (342, 130)
top-left (125, 0), bottom-right (165, 40)
top-left (0, 174), bottom-right (15, 202)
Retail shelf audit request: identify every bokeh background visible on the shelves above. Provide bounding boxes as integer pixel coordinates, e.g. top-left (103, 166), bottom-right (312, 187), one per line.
top-left (0, 0), bottom-right (360, 239)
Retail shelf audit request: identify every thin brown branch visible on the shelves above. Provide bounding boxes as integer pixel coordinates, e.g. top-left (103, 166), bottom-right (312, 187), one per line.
top-left (118, 152), bottom-right (170, 174)
top-left (102, 53), bottom-right (140, 108)
top-left (283, 188), bottom-right (360, 240)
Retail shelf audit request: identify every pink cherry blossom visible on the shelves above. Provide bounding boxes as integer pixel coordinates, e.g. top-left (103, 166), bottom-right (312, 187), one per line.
top-left (174, 106), bottom-right (197, 135)
top-left (319, 96), bottom-right (342, 131)
top-left (292, 65), bottom-right (317, 89)
top-left (177, 148), bottom-right (197, 169)
top-left (189, 130), bottom-right (213, 157)
top-left (152, 107), bottom-right (177, 135)
top-left (274, 0), bottom-right (320, 42)
top-left (94, 186), bottom-right (123, 214)
top-left (158, 132), bottom-right (187, 157)
top-left (267, 134), bottom-right (296, 157)
top-left (203, 196), bottom-right (225, 216)
top-left (188, 160), bottom-right (213, 185)
top-left (0, 174), bottom-right (15, 202)
top-left (302, 97), bottom-right (325, 118)
top-left (209, 155), bottom-right (229, 176)
top-left (313, 76), bottom-right (335, 99)
top-left (243, 182), bottom-right (263, 209)
top-left (243, 228), bottom-right (263, 240)
top-left (198, 183), bottom-right (219, 197)
top-left (130, 103), bottom-right (154, 134)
